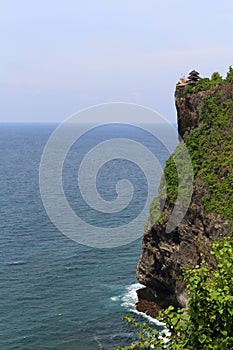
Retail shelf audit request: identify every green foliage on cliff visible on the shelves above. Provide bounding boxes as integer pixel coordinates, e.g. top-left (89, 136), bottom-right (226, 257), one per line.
top-left (183, 66), bottom-right (233, 95)
top-left (186, 92), bottom-right (233, 226)
top-left (149, 147), bottom-right (179, 222)
top-left (116, 237), bottom-right (233, 349)
top-left (152, 81), bottom-right (233, 227)
top-left (226, 65), bottom-right (233, 83)
top-left (118, 76), bottom-right (233, 349)
top-left (150, 142), bottom-right (194, 223)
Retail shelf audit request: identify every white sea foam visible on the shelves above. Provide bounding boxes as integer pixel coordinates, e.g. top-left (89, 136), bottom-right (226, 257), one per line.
top-left (111, 283), bottom-right (164, 326)
top-left (121, 283), bottom-right (166, 327)
top-left (120, 283), bottom-right (142, 309)
top-left (110, 296), bottom-right (120, 302)
top-left (111, 282), bottom-right (171, 340)
top-left (7, 260), bottom-right (27, 266)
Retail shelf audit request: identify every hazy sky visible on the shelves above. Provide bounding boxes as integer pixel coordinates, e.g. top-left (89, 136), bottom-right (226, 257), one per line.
top-left (1, 0), bottom-right (233, 123)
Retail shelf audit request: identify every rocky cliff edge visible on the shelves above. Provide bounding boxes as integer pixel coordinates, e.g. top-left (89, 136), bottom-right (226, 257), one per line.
top-left (136, 82), bottom-right (233, 316)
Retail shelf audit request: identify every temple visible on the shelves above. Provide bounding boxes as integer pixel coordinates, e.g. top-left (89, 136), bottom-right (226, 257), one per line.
top-left (187, 70), bottom-right (200, 86)
top-left (175, 69), bottom-right (200, 97)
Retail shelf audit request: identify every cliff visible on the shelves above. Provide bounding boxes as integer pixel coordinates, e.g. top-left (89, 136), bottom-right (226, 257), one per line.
top-left (136, 80), bottom-right (233, 315)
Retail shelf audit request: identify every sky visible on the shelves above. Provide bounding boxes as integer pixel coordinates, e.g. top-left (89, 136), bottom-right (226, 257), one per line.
top-left (1, 0), bottom-right (233, 123)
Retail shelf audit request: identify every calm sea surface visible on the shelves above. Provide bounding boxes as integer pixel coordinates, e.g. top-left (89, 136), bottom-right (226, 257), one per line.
top-left (0, 123), bottom-right (173, 349)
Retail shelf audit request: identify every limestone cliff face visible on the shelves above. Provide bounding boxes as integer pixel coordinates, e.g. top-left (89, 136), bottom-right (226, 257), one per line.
top-left (136, 83), bottom-right (233, 312)
top-left (176, 84), bottom-right (233, 141)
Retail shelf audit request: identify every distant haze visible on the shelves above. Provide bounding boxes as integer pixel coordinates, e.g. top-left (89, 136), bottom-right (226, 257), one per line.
top-left (1, 0), bottom-right (233, 123)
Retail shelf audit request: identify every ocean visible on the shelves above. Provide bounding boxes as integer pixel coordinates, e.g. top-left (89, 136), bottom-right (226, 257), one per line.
top-left (0, 123), bottom-right (174, 349)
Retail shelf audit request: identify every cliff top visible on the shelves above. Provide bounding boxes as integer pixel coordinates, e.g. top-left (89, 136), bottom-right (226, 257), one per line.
top-left (175, 65), bottom-right (233, 98)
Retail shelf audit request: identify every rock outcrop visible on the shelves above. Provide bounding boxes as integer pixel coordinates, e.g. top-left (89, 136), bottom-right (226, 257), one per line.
top-left (136, 82), bottom-right (233, 316)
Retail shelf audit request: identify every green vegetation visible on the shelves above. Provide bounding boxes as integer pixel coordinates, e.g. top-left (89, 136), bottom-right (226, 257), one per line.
top-left (186, 93), bottom-right (233, 226)
top-left (116, 237), bottom-right (233, 349)
top-left (152, 78), bottom-right (233, 227)
top-left (150, 143), bottom-right (193, 223)
top-left (183, 84), bottom-right (194, 95)
top-left (149, 150), bottom-right (179, 223)
top-left (226, 66), bottom-right (233, 83)
top-left (183, 66), bottom-right (233, 95)
top-left (117, 72), bottom-right (233, 349)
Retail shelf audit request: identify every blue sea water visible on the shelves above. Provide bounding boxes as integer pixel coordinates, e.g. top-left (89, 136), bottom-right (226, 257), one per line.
top-left (0, 123), bottom-right (173, 349)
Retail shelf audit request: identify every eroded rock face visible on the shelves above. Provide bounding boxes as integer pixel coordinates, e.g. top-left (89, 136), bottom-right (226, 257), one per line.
top-left (177, 84), bottom-right (233, 141)
top-left (136, 287), bottom-right (162, 318)
top-left (136, 187), bottom-right (230, 310)
top-left (136, 84), bottom-right (232, 312)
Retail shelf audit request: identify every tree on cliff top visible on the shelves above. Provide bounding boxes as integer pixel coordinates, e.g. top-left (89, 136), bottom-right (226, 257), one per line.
top-left (226, 65), bottom-right (233, 83)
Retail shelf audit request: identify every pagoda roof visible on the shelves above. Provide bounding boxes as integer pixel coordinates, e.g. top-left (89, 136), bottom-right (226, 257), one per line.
top-left (187, 70), bottom-right (200, 83)
top-left (188, 69), bottom-right (199, 76)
